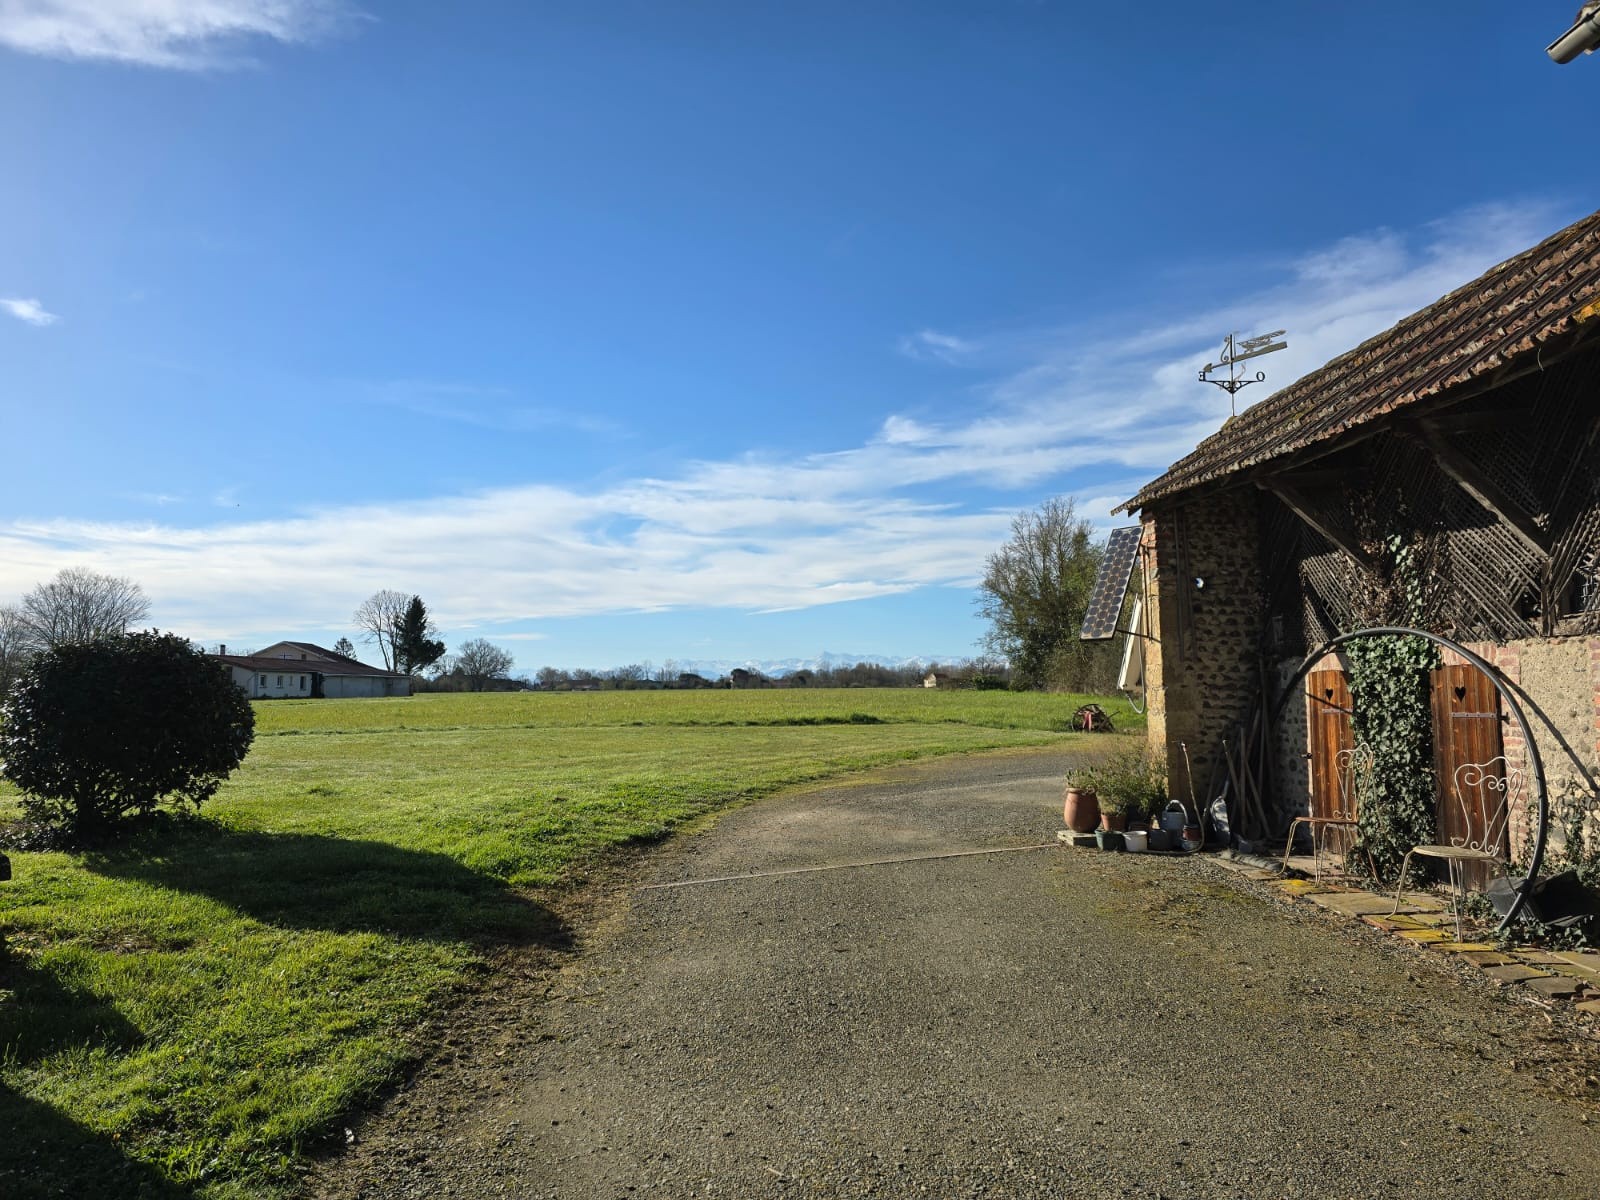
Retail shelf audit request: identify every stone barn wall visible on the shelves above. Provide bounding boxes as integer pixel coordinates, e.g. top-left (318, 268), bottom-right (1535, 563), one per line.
top-left (1141, 489), bottom-right (1266, 811)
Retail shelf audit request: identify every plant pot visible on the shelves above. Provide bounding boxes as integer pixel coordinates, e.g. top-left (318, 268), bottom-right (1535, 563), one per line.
top-left (1181, 824), bottom-right (1202, 851)
top-left (1063, 786), bottom-right (1100, 833)
top-left (1146, 827), bottom-right (1175, 852)
top-left (1099, 811), bottom-right (1128, 832)
top-left (1094, 828), bottom-right (1125, 852)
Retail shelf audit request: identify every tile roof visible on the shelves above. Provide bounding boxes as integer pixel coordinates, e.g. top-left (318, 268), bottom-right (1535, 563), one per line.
top-left (1121, 207), bottom-right (1600, 513)
top-left (216, 650), bottom-right (404, 678)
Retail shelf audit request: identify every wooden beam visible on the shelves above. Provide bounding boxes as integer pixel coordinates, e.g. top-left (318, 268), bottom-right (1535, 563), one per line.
top-left (1408, 420), bottom-right (1551, 555)
top-left (1257, 478), bottom-right (1369, 564)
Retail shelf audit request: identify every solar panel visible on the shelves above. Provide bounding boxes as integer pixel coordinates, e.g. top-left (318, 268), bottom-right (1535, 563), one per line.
top-left (1080, 526), bottom-right (1142, 641)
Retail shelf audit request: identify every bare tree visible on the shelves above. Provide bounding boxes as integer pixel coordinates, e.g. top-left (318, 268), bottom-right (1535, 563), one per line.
top-left (353, 589), bottom-right (409, 671)
top-left (455, 638), bottom-right (515, 691)
top-left (0, 604), bottom-right (36, 693)
top-left (19, 568), bottom-right (150, 649)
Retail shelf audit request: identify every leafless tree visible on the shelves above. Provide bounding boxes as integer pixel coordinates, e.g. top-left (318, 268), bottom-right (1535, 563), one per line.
top-left (353, 589), bottom-right (409, 671)
top-left (455, 638), bottom-right (515, 691)
top-left (0, 604), bottom-right (36, 692)
top-left (19, 568), bottom-right (150, 649)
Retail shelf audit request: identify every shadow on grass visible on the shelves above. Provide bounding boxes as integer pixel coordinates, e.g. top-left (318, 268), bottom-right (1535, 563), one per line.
top-left (0, 1084), bottom-right (194, 1200)
top-left (0, 954), bottom-right (191, 1198)
top-left (82, 824), bottom-right (570, 950)
top-left (0, 949), bottom-right (143, 1062)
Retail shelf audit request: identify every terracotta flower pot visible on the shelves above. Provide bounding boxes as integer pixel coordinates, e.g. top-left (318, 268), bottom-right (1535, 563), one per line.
top-left (1099, 810), bottom-right (1128, 832)
top-left (1063, 786), bottom-right (1100, 833)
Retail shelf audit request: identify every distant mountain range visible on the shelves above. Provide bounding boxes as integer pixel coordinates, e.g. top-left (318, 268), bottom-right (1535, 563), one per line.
top-left (668, 651), bottom-right (968, 679)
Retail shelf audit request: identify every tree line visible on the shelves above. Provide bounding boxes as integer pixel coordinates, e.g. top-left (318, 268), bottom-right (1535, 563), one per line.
top-left (529, 658), bottom-right (1010, 691)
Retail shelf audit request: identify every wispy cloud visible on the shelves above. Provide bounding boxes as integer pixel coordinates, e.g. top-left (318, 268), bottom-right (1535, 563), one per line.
top-left (897, 329), bottom-right (977, 365)
top-left (359, 379), bottom-right (622, 437)
top-left (0, 0), bottom-right (358, 70)
top-left (0, 199), bottom-right (1568, 641)
top-left (1, 296), bottom-right (58, 326)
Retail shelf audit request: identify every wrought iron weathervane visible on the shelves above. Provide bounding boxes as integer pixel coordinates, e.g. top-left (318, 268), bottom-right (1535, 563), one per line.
top-left (1199, 329), bottom-right (1288, 416)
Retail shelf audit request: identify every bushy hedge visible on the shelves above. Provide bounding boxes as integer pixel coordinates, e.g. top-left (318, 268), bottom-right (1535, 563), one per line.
top-left (0, 631), bottom-right (255, 839)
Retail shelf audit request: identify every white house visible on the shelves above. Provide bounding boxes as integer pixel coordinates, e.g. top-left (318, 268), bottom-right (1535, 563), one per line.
top-left (214, 641), bottom-right (412, 699)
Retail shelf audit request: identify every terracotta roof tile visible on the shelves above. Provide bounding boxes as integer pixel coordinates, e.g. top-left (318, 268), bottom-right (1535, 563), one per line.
top-left (1121, 207), bottom-right (1600, 512)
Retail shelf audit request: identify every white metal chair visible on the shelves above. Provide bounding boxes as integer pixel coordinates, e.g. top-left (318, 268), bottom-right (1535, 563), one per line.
top-left (1390, 756), bottom-right (1520, 941)
top-left (1282, 742), bottom-right (1379, 882)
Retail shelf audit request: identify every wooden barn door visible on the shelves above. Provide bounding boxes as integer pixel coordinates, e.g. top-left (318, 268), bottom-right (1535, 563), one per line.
top-left (1429, 664), bottom-right (1506, 887)
top-left (1307, 669), bottom-right (1354, 820)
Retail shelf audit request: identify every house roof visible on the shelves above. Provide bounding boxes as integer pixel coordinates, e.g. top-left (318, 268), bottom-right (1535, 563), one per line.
top-left (1120, 207), bottom-right (1600, 513)
top-left (216, 646), bottom-right (404, 678)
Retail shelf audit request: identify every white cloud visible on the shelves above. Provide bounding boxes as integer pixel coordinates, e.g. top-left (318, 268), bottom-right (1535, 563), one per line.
top-left (0, 296), bottom-right (58, 325)
top-left (897, 328), bottom-right (977, 364)
top-left (0, 0), bottom-right (356, 69)
top-left (0, 199), bottom-right (1567, 642)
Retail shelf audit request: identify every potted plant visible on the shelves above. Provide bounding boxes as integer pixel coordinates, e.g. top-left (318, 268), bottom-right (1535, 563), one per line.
top-left (1092, 745), bottom-right (1168, 833)
top-left (1061, 767), bottom-right (1101, 833)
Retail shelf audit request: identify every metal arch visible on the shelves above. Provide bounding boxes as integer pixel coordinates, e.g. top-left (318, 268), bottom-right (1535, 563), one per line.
top-left (1269, 625), bottom-right (1548, 932)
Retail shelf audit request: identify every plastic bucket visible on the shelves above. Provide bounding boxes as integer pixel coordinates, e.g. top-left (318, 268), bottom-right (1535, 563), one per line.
top-left (1123, 829), bottom-right (1148, 853)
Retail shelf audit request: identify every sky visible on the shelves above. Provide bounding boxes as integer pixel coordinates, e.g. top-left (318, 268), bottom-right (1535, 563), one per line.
top-left (1, 1), bottom-right (1597, 673)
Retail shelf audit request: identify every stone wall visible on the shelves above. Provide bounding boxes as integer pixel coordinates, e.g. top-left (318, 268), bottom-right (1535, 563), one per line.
top-left (1441, 638), bottom-right (1600, 869)
top-left (1142, 490), bottom-right (1266, 811)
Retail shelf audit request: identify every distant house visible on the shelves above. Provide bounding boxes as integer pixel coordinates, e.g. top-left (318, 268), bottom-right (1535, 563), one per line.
top-left (923, 671), bottom-right (951, 689)
top-left (213, 641), bottom-right (412, 699)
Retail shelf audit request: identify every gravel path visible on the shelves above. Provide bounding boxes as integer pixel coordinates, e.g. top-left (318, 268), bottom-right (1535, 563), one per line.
top-left (310, 747), bottom-right (1600, 1199)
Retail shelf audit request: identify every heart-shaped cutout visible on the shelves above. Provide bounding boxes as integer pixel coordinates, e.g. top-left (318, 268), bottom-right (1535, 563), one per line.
top-left (1324, 687), bottom-right (1335, 701)
top-left (1453, 685), bottom-right (1467, 702)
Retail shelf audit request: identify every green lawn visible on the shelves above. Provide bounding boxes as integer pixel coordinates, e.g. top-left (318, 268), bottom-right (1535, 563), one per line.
top-left (0, 688), bottom-right (1136, 1198)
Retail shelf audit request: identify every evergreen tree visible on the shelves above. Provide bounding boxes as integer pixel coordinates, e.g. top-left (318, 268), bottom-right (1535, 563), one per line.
top-left (392, 595), bottom-right (446, 676)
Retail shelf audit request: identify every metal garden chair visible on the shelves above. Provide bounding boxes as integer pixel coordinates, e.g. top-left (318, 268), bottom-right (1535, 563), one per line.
top-left (1390, 756), bottom-right (1521, 941)
top-left (1282, 742), bottom-right (1379, 882)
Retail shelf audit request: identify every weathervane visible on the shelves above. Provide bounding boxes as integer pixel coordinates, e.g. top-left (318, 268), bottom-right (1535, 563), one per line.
top-left (1199, 329), bottom-right (1288, 416)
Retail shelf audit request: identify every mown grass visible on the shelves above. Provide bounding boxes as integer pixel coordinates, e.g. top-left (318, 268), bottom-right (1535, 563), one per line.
top-left (0, 688), bottom-right (1135, 1197)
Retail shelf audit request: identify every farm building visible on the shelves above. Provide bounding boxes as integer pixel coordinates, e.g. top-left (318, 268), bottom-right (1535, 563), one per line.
top-left (214, 641), bottom-right (412, 699)
top-left (1117, 205), bottom-right (1600, 873)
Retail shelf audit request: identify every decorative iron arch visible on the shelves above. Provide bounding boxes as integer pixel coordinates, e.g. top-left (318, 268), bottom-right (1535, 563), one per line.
top-left (1271, 626), bottom-right (1547, 931)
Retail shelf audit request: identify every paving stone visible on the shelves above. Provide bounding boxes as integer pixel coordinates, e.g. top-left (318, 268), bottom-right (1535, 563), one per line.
top-left (1522, 975), bottom-right (1583, 1000)
top-left (1391, 891), bottom-right (1447, 912)
top-left (1406, 913), bottom-right (1453, 928)
top-left (1433, 942), bottom-right (1500, 954)
top-left (1459, 951), bottom-right (1517, 967)
top-left (1307, 891), bottom-right (1411, 917)
top-left (1552, 951), bottom-right (1600, 980)
top-left (1542, 964), bottom-right (1600, 986)
top-left (1361, 916), bottom-right (1411, 932)
top-left (1512, 951), bottom-right (1568, 966)
top-left (1275, 879), bottom-right (1334, 896)
top-left (1480, 964), bottom-right (1553, 984)
top-left (1243, 868), bottom-right (1282, 881)
top-left (1397, 928), bottom-right (1448, 943)
top-left (1576, 999), bottom-right (1600, 1015)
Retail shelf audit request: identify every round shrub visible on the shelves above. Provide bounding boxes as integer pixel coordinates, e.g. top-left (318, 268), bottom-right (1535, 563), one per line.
top-left (0, 631), bottom-right (255, 839)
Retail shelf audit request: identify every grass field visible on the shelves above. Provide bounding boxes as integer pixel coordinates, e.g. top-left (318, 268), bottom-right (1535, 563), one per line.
top-left (0, 688), bottom-right (1138, 1198)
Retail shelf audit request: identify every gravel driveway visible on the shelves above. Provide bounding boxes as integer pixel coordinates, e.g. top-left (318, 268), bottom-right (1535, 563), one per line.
top-left (311, 747), bottom-right (1600, 1199)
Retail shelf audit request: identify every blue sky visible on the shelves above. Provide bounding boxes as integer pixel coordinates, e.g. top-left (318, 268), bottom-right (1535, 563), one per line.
top-left (1, 2), bottom-right (1596, 672)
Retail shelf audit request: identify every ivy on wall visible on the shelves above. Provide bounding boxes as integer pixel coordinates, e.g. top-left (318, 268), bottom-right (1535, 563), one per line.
top-left (1348, 633), bottom-right (1437, 881)
top-left (1343, 511), bottom-right (1444, 883)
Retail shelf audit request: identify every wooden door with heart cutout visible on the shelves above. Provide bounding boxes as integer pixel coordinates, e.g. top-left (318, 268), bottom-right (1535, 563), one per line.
top-left (1306, 669), bottom-right (1354, 821)
top-left (1429, 663), bottom-right (1506, 886)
